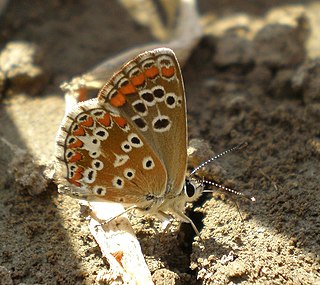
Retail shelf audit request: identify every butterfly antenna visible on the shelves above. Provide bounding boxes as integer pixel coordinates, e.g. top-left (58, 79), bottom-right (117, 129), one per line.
top-left (200, 178), bottom-right (255, 202)
top-left (189, 142), bottom-right (248, 176)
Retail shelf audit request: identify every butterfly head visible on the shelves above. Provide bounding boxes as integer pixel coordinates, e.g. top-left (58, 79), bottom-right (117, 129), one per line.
top-left (184, 142), bottom-right (255, 203)
top-left (182, 177), bottom-right (204, 203)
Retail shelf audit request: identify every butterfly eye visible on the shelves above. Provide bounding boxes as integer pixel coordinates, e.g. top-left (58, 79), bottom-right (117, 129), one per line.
top-left (185, 179), bottom-right (196, 198)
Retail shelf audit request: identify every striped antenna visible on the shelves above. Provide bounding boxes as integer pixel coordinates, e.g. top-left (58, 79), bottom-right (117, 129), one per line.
top-left (189, 142), bottom-right (248, 176)
top-left (198, 178), bottom-right (255, 202)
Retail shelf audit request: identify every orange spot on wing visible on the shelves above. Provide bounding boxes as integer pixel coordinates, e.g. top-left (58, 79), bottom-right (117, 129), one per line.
top-left (75, 166), bottom-right (84, 174)
top-left (131, 73), bottom-right (145, 87)
top-left (145, 65), bottom-right (159, 79)
top-left (72, 171), bottom-right (83, 181)
top-left (98, 113), bottom-right (111, 127)
top-left (69, 152), bottom-right (82, 163)
top-left (119, 83), bottom-right (136, 95)
top-left (69, 178), bottom-right (81, 187)
top-left (68, 139), bottom-right (83, 149)
top-left (72, 125), bottom-right (85, 136)
top-left (80, 116), bottom-right (94, 127)
top-left (161, 66), bottom-right (175, 78)
top-left (112, 116), bottom-right (127, 128)
top-left (110, 92), bottom-right (126, 107)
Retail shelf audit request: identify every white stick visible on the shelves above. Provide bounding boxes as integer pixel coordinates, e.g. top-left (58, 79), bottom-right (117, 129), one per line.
top-left (88, 201), bottom-right (153, 285)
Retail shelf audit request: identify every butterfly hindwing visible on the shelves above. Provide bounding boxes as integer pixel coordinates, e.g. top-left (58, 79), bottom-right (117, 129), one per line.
top-left (55, 98), bottom-right (167, 207)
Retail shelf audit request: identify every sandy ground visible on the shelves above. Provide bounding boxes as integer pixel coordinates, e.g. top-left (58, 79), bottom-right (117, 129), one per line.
top-left (0, 1), bottom-right (319, 284)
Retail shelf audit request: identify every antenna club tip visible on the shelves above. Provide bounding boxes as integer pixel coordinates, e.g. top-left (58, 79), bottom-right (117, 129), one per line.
top-left (251, 197), bottom-right (256, 202)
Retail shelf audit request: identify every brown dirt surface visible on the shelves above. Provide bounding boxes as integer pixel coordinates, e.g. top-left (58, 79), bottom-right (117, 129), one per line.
top-left (0, 1), bottom-right (319, 284)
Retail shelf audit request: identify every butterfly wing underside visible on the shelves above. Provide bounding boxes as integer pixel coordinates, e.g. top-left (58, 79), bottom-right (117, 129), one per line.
top-left (55, 48), bottom-right (187, 210)
top-left (98, 48), bottom-right (187, 198)
top-left (55, 98), bottom-right (168, 208)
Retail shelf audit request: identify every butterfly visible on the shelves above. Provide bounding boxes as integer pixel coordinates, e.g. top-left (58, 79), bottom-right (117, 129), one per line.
top-left (55, 48), bottom-right (249, 235)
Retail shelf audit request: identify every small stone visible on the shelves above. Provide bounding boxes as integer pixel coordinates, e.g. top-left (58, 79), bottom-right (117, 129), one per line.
top-left (213, 33), bottom-right (253, 67)
top-left (253, 23), bottom-right (306, 68)
top-left (0, 266), bottom-right (13, 285)
top-left (0, 41), bottom-right (47, 96)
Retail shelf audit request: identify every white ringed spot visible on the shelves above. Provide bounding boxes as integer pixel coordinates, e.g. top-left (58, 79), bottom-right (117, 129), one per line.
top-left (157, 54), bottom-right (174, 64)
top-left (165, 92), bottom-right (178, 109)
top-left (152, 115), bottom-right (171, 132)
top-left (107, 88), bottom-right (118, 101)
top-left (140, 89), bottom-right (156, 107)
top-left (121, 140), bottom-right (132, 153)
top-left (89, 149), bottom-right (101, 159)
top-left (77, 113), bottom-right (95, 129)
top-left (126, 63), bottom-right (140, 76)
top-left (124, 168), bottom-right (135, 180)
top-left (68, 163), bottom-right (77, 172)
top-left (132, 99), bottom-right (148, 116)
top-left (93, 127), bottom-right (109, 140)
top-left (67, 136), bottom-right (77, 145)
top-left (112, 176), bottom-right (124, 189)
top-left (152, 86), bottom-right (165, 102)
top-left (142, 156), bottom-right (155, 170)
top-left (92, 159), bottom-right (104, 170)
top-left (131, 115), bottom-right (148, 132)
top-left (128, 133), bottom-right (143, 148)
top-left (65, 149), bottom-right (75, 161)
top-left (93, 185), bottom-right (106, 196)
top-left (83, 168), bottom-right (96, 184)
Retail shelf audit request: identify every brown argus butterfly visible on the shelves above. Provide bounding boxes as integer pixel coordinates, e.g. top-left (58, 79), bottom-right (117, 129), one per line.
top-left (55, 48), bottom-right (250, 235)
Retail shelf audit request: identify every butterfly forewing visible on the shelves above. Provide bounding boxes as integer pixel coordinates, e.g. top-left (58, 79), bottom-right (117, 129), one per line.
top-left (55, 98), bottom-right (167, 208)
top-left (98, 48), bottom-right (187, 197)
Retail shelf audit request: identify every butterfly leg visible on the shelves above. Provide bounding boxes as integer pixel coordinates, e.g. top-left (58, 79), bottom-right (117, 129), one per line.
top-left (156, 210), bottom-right (202, 239)
top-left (172, 211), bottom-right (201, 238)
top-left (154, 210), bottom-right (175, 233)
